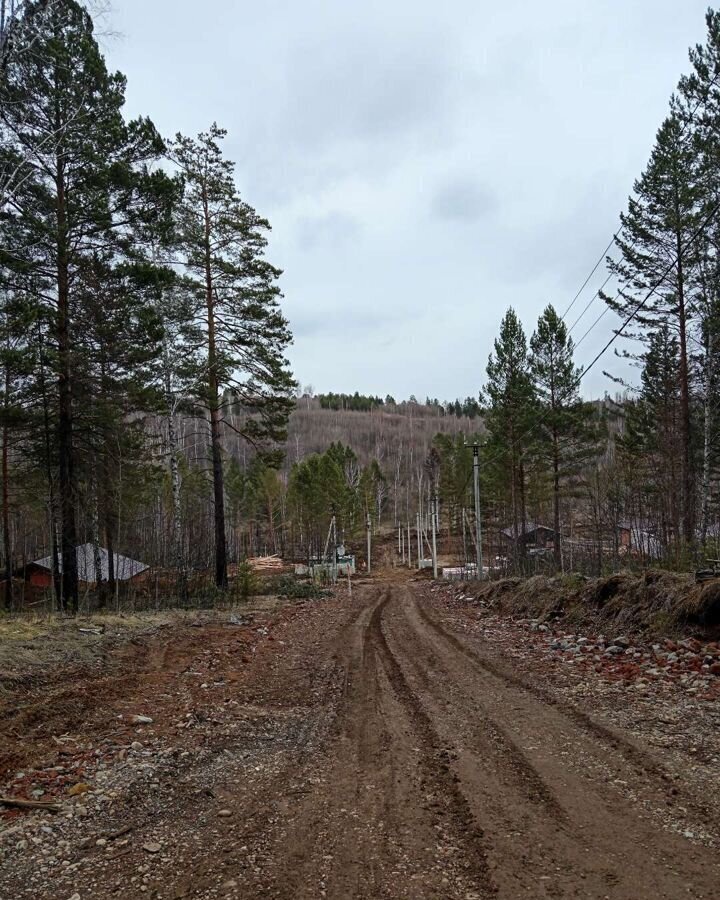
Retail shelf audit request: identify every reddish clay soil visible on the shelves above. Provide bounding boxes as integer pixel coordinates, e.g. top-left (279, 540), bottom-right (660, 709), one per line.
top-left (0, 573), bottom-right (719, 899)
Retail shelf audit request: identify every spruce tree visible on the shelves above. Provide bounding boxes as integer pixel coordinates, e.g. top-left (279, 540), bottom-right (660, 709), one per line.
top-left (620, 327), bottom-right (683, 555)
top-left (171, 125), bottom-right (295, 589)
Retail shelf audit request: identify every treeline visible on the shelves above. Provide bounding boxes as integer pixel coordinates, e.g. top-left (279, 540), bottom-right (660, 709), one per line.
top-left (315, 391), bottom-right (481, 418)
top-left (0, 1), bottom-right (294, 610)
top-left (317, 392), bottom-right (389, 411)
top-left (287, 443), bottom-right (386, 554)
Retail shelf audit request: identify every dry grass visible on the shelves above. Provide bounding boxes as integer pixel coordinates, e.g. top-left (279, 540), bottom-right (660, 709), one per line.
top-left (465, 569), bottom-right (720, 638)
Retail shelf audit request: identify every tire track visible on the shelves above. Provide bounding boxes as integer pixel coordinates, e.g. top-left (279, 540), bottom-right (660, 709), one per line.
top-left (369, 595), bottom-right (498, 898)
top-left (413, 594), bottom-right (669, 779)
top-left (385, 596), bottom-right (568, 824)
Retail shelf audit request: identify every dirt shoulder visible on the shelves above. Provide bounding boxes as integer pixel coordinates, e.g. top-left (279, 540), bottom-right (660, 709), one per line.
top-left (431, 579), bottom-right (720, 839)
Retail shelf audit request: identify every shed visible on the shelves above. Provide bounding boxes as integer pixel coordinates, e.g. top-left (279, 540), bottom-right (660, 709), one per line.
top-left (22, 544), bottom-right (149, 589)
top-left (500, 522), bottom-right (556, 549)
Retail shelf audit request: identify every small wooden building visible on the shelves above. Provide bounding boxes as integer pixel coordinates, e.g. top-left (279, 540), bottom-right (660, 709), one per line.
top-left (500, 522), bottom-right (556, 550)
top-left (22, 544), bottom-right (149, 589)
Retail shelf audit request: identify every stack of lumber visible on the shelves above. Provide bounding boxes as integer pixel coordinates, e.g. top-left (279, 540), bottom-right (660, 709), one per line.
top-left (247, 555), bottom-right (284, 571)
top-left (228, 556), bottom-right (293, 576)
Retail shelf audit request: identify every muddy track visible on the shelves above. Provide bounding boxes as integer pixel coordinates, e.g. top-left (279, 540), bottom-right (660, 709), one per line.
top-left (368, 592), bottom-right (496, 896)
top-left (411, 594), bottom-right (717, 825)
top-left (3, 579), bottom-right (720, 900)
top-left (412, 597), bottom-right (669, 777)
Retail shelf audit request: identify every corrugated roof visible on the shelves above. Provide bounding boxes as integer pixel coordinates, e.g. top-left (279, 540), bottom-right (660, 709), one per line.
top-left (31, 544), bottom-right (148, 582)
top-left (501, 521), bottom-right (555, 539)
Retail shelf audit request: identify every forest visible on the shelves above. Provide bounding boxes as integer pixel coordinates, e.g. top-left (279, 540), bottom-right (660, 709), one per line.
top-left (2, 2), bottom-right (720, 612)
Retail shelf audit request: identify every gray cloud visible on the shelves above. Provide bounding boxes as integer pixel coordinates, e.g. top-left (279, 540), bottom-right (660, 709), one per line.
top-left (294, 211), bottom-right (362, 251)
top-left (431, 178), bottom-right (497, 223)
top-left (108, 0), bottom-right (711, 400)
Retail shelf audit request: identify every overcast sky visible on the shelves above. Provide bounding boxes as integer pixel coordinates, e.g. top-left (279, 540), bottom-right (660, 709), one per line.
top-left (105, 0), bottom-right (710, 402)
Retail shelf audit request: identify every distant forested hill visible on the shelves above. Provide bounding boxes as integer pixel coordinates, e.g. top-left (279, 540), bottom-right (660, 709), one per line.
top-left (285, 395), bottom-right (480, 472)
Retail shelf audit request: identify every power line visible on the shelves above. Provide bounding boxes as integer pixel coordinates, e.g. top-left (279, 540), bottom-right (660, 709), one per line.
top-left (560, 233), bottom-right (619, 322)
top-left (558, 75), bottom-right (719, 334)
top-left (574, 305), bottom-right (611, 350)
top-left (449, 78), bottom-right (720, 538)
top-left (473, 191), bottom-right (720, 484)
top-left (567, 271), bottom-right (615, 337)
top-left (575, 190), bottom-right (720, 386)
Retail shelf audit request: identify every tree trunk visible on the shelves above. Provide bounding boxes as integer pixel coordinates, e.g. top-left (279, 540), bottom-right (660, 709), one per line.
top-left (55, 151), bottom-right (79, 612)
top-left (519, 457), bottom-right (527, 574)
top-left (203, 185), bottom-right (228, 589)
top-left (2, 361), bottom-right (12, 611)
top-left (106, 521), bottom-right (115, 590)
top-left (552, 426), bottom-right (561, 570)
top-left (510, 458), bottom-right (519, 574)
top-left (37, 325), bottom-right (61, 606)
top-left (90, 458), bottom-right (102, 591)
top-left (700, 331), bottom-right (714, 545)
top-left (675, 216), bottom-right (694, 549)
top-left (166, 382), bottom-right (186, 596)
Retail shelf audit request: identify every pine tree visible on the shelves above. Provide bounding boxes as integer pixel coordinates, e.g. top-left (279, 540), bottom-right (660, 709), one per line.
top-left (74, 255), bottom-right (166, 601)
top-left (0, 0), bottom-right (167, 609)
top-left (678, 11), bottom-right (720, 544)
top-left (604, 109), bottom-right (702, 547)
top-left (530, 304), bottom-right (601, 568)
top-left (483, 308), bottom-right (537, 571)
top-left (171, 125), bottom-right (295, 589)
top-left (0, 289), bottom-right (34, 608)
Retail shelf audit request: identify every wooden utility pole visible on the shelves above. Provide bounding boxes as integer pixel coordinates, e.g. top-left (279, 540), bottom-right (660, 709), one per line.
top-left (472, 444), bottom-right (483, 580)
top-left (366, 512), bottom-right (371, 575)
top-left (416, 513), bottom-right (422, 569)
top-left (431, 496), bottom-right (438, 579)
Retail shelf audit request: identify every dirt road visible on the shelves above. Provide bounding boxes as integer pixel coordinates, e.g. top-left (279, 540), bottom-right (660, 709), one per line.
top-left (1, 575), bottom-right (719, 898)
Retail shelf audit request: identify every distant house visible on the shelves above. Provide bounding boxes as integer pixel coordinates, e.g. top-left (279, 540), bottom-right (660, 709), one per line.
top-left (21, 544), bottom-right (149, 589)
top-left (500, 522), bottom-right (556, 551)
top-left (616, 522), bottom-right (662, 559)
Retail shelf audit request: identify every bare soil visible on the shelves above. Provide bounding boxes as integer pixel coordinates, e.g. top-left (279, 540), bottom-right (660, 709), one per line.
top-left (0, 572), bottom-right (719, 899)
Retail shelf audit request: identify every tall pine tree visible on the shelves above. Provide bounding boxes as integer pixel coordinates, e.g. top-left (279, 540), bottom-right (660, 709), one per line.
top-left (171, 126), bottom-right (295, 589)
top-left (0, 0), bottom-right (167, 609)
top-left (605, 109), bottom-right (701, 547)
top-left (483, 308), bottom-right (537, 572)
top-left (530, 304), bottom-right (600, 568)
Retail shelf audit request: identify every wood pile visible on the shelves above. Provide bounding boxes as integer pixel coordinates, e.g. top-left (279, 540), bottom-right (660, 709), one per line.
top-left (230, 556), bottom-right (291, 575)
